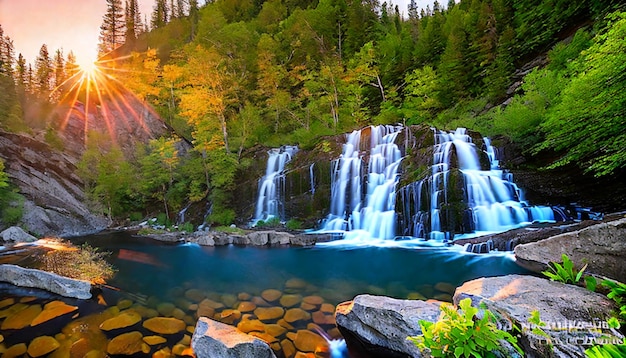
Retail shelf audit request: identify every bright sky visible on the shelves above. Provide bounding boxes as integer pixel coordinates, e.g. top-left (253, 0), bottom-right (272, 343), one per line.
top-left (0, 0), bottom-right (155, 68)
top-left (0, 0), bottom-right (437, 69)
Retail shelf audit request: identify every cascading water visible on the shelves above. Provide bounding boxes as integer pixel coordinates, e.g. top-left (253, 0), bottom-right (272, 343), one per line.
top-left (322, 125), bottom-right (403, 239)
top-left (253, 145), bottom-right (298, 224)
top-left (400, 128), bottom-right (554, 240)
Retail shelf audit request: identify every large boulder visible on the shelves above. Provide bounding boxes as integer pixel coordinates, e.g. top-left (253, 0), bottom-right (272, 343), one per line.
top-left (0, 226), bottom-right (37, 243)
top-left (191, 317), bottom-right (277, 358)
top-left (514, 217), bottom-right (626, 281)
top-left (335, 294), bottom-right (441, 357)
top-left (454, 275), bottom-right (623, 358)
top-left (0, 264), bottom-right (92, 299)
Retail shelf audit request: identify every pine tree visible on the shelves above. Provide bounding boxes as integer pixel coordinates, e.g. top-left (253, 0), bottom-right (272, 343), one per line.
top-left (34, 44), bottom-right (53, 94)
top-left (99, 0), bottom-right (126, 55)
top-left (125, 0), bottom-right (142, 44)
top-left (151, 0), bottom-right (169, 29)
top-left (0, 25), bottom-right (15, 77)
top-left (53, 49), bottom-right (66, 89)
top-left (16, 53), bottom-right (27, 88)
top-left (66, 51), bottom-right (80, 79)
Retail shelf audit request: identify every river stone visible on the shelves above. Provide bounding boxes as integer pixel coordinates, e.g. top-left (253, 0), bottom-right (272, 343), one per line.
top-left (0, 226), bottom-right (37, 243)
top-left (454, 274), bottom-right (623, 357)
top-left (237, 319), bottom-right (265, 333)
top-left (335, 294), bottom-right (441, 357)
top-left (268, 231), bottom-right (294, 245)
top-left (279, 294), bottom-right (302, 308)
top-left (302, 295), bottom-right (324, 306)
top-left (1, 303), bottom-right (42, 330)
top-left (265, 323), bottom-right (287, 338)
top-left (143, 317), bottom-right (186, 334)
top-left (27, 336), bottom-right (60, 357)
top-left (293, 329), bottom-right (329, 353)
top-left (99, 311), bottom-right (142, 331)
top-left (255, 307), bottom-right (285, 321)
top-left (284, 278), bottom-right (308, 290)
top-left (261, 289), bottom-right (283, 302)
top-left (238, 301), bottom-right (257, 312)
top-left (106, 331), bottom-right (146, 355)
top-left (0, 297), bottom-right (15, 309)
top-left (284, 308), bottom-right (311, 323)
top-left (247, 231), bottom-right (270, 245)
top-left (3, 343), bottom-right (27, 358)
top-left (0, 264), bottom-right (92, 299)
top-left (144, 335), bottom-right (167, 345)
top-left (191, 317), bottom-right (277, 358)
top-left (185, 288), bottom-right (206, 302)
top-left (281, 338), bottom-right (296, 357)
top-left (515, 217), bottom-right (626, 281)
top-left (32, 301), bottom-right (79, 326)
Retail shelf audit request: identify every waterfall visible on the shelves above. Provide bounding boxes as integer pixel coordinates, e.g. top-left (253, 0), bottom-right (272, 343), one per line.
top-left (252, 145), bottom-right (298, 224)
top-left (322, 125), bottom-right (403, 239)
top-left (400, 128), bottom-right (554, 240)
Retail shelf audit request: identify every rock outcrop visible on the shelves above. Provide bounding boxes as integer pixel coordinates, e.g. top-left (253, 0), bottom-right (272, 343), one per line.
top-left (335, 294), bottom-right (441, 357)
top-left (454, 275), bottom-right (623, 358)
top-left (514, 217), bottom-right (626, 281)
top-left (191, 317), bottom-right (277, 358)
top-left (0, 264), bottom-right (92, 299)
top-left (0, 226), bottom-right (37, 243)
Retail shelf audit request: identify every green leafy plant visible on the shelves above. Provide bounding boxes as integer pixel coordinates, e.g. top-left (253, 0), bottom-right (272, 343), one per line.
top-left (585, 344), bottom-right (626, 358)
top-left (542, 254), bottom-right (587, 284)
top-left (602, 279), bottom-right (626, 320)
top-left (285, 219), bottom-right (303, 230)
top-left (528, 310), bottom-right (552, 344)
top-left (179, 222), bottom-right (194, 233)
top-left (408, 298), bottom-right (522, 357)
top-left (38, 240), bottom-right (116, 284)
top-left (256, 216), bottom-right (281, 228)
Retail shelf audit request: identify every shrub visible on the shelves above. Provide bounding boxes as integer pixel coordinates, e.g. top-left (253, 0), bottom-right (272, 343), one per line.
top-left (408, 298), bottom-right (522, 357)
top-left (179, 222), bottom-right (194, 233)
top-left (38, 240), bottom-right (116, 284)
top-left (285, 219), bottom-right (302, 230)
top-left (256, 216), bottom-right (281, 228)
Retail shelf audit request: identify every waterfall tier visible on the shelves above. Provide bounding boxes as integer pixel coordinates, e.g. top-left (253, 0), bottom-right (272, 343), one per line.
top-left (252, 145), bottom-right (298, 224)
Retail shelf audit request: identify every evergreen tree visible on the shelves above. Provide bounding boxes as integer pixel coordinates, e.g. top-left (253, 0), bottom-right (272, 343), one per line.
top-left (0, 25), bottom-right (15, 77)
top-left (16, 53), bottom-right (27, 88)
top-left (53, 49), bottom-right (66, 89)
top-left (151, 0), bottom-right (169, 29)
top-left (66, 51), bottom-right (80, 79)
top-left (99, 0), bottom-right (126, 55)
top-left (125, 0), bottom-right (140, 44)
top-left (34, 44), bottom-right (53, 94)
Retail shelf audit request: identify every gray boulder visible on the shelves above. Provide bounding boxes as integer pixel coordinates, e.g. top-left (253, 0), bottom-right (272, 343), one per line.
top-left (191, 317), bottom-right (277, 358)
top-left (515, 217), bottom-right (626, 281)
top-left (246, 231), bottom-right (294, 245)
top-left (335, 294), bottom-right (441, 357)
top-left (454, 275), bottom-right (623, 358)
top-left (0, 264), bottom-right (92, 299)
top-left (0, 226), bottom-right (37, 243)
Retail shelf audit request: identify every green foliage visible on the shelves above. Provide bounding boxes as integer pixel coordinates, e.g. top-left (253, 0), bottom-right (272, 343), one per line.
top-left (129, 212), bottom-right (143, 222)
top-left (528, 310), bottom-right (551, 343)
top-left (408, 298), bottom-right (522, 357)
top-left (585, 344), bottom-right (626, 358)
top-left (285, 219), bottom-right (303, 230)
top-left (0, 190), bottom-right (24, 226)
top-left (255, 216), bottom-right (281, 228)
top-left (208, 209), bottom-right (236, 226)
top-left (0, 158), bottom-right (8, 189)
top-left (542, 254), bottom-right (588, 284)
top-left (213, 225), bottom-right (247, 235)
top-left (44, 126), bottom-right (65, 151)
top-left (601, 279), bottom-right (626, 320)
top-left (179, 222), bottom-right (194, 233)
top-left (38, 241), bottom-right (116, 284)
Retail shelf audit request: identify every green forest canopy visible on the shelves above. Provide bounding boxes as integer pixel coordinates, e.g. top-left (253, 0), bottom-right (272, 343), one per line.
top-left (1, 0), bottom-right (625, 225)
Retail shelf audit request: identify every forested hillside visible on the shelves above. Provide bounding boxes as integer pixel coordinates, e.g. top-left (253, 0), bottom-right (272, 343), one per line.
top-left (1, 0), bottom-right (624, 227)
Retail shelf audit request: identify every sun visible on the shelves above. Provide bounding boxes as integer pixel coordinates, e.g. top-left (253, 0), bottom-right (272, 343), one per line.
top-left (78, 59), bottom-right (99, 78)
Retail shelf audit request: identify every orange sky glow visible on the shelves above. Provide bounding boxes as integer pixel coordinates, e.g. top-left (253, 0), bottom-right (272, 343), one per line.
top-left (0, 0), bottom-right (155, 68)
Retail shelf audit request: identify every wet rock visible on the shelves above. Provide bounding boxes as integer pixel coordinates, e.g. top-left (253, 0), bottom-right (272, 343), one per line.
top-left (265, 323), bottom-right (287, 338)
top-left (237, 319), bottom-right (265, 333)
top-left (106, 331), bottom-right (147, 355)
top-left (284, 278), bottom-right (308, 291)
top-left (185, 288), bottom-right (206, 303)
top-left (143, 317), bottom-right (186, 335)
top-left (335, 294), bottom-right (441, 357)
top-left (281, 338), bottom-right (296, 357)
top-left (0, 264), bottom-right (92, 299)
top-left (249, 331), bottom-right (279, 344)
top-left (191, 317), bottom-right (277, 358)
top-left (515, 218), bottom-right (626, 281)
top-left (238, 292), bottom-right (252, 301)
top-left (0, 297), bottom-right (15, 309)
top-left (157, 302), bottom-right (176, 316)
top-left (27, 336), bottom-right (60, 357)
top-left (434, 282), bottom-right (455, 295)
top-left (32, 301), bottom-right (79, 326)
top-left (284, 308), bottom-right (311, 323)
top-left (143, 335), bottom-right (167, 345)
top-left (0, 226), bottom-right (37, 243)
top-left (294, 330), bottom-right (329, 353)
top-left (320, 303), bottom-right (334, 313)
top-left (222, 293), bottom-right (238, 307)
top-left (220, 309), bottom-right (242, 324)
top-left (2, 343), bottom-right (27, 358)
top-left (1, 303), bottom-right (41, 330)
top-left (232, 235), bottom-right (251, 245)
top-left (261, 289), bottom-right (283, 302)
top-left (99, 311), bottom-right (142, 331)
top-left (238, 301), bottom-right (257, 312)
top-left (279, 294), bottom-right (302, 308)
top-left (312, 311), bottom-right (335, 326)
top-left (255, 307), bottom-right (285, 321)
top-left (454, 274), bottom-right (623, 357)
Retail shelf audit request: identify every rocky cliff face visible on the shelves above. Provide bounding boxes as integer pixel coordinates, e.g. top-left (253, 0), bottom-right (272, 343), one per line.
top-left (0, 89), bottom-right (168, 237)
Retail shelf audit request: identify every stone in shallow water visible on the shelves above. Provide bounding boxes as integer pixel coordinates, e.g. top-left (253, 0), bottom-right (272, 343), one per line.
top-left (117, 299), bottom-right (133, 310)
top-left (249, 331), bottom-right (279, 344)
top-left (99, 311), bottom-right (142, 331)
top-left (27, 336), bottom-right (60, 357)
top-left (293, 330), bottom-right (329, 353)
top-left (143, 317), bottom-right (186, 335)
top-left (143, 335), bottom-right (167, 345)
top-left (261, 289), bottom-right (283, 302)
top-left (264, 323), bottom-right (287, 338)
top-left (2, 343), bottom-right (27, 358)
top-left (320, 303), bottom-right (334, 313)
top-left (1, 303), bottom-right (42, 330)
top-left (191, 317), bottom-right (277, 358)
top-left (106, 331), bottom-right (146, 355)
top-left (0, 298), bottom-right (15, 309)
top-left (254, 307), bottom-right (285, 321)
top-left (280, 338), bottom-right (296, 357)
top-left (238, 301), bottom-right (257, 312)
top-left (302, 296), bottom-right (324, 306)
top-left (185, 288), bottom-right (206, 303)
top-left (0, 302), bottom-right (27, 319)
top-left (31, 301), bottom-right (78, 326)
top-left (284, 278), bottom-right (308, 291)
top-left (237, 319), bottom-right (265, 333)
top-left (284, 308), bottom-right (311, 323)
top-left (434, 282), bottom-right (456, 295)
top-left (279, 294), bottom-right (302, 308)
top-left (222, 294), bottom-right (238, 307)
top-left (157, 302), bottom-right (176, 316)
top-left (220, 309), bottom-right (242, 324)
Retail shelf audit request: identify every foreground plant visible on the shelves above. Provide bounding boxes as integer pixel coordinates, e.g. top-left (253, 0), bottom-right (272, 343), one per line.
top-left (38, 240), bottom-right (116, 284)
top-left (408, 298), bottom-right (522, 357)
top-left (542, 253), bottom-right (587, 284)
